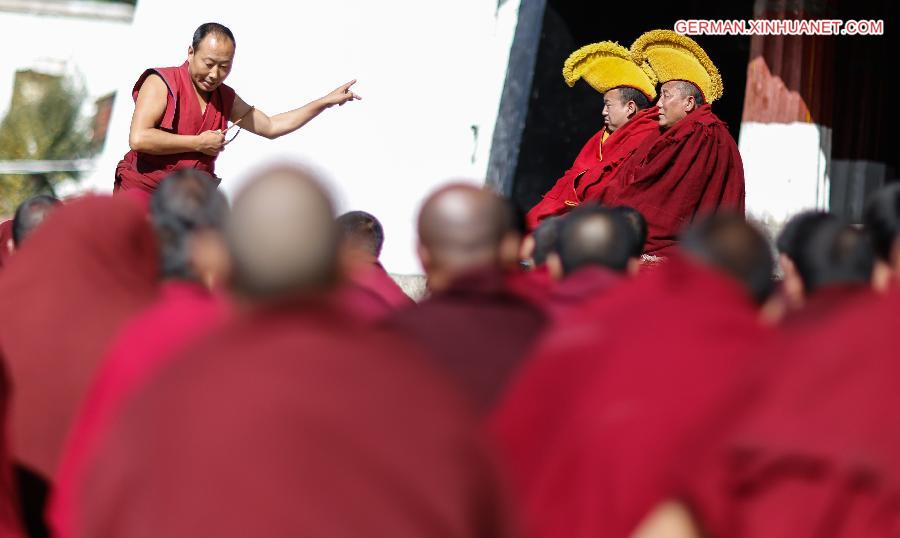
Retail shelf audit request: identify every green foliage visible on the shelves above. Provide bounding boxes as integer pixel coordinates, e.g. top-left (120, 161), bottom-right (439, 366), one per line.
top-left (0, 71), bottom-right (93, 216)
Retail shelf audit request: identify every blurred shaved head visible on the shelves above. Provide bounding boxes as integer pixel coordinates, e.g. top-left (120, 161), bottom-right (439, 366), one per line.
top-left (680, 213), bottom-right (775, 304)
top-left (227, 164), bottom-right (338, 298)
top-left (13, 194), bottom-right (60, 247)
top-left (151, 169), bottom-right (228, 281)
top-left (417, 184), bottom-right (517, 286)
top-left (556, 206), bottom-right (636, 275)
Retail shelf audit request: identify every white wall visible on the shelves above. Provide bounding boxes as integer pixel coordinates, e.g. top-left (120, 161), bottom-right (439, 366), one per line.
top-left (740, 121), bottom-right (831, 235)
top-left (80, 0), bottom-right (521, 274)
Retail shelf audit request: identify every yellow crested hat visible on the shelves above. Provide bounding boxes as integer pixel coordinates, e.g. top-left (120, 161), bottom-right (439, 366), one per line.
top-left (562, 41), bottom-right (658, 101)
top-left (630, 30), bottom-right (723, 103)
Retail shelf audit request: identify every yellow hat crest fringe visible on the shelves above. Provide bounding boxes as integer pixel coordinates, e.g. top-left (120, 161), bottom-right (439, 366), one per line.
top-left (562, 41), bottom-right (658, 101)
top-left (630, 29), bottom-right (723, 103)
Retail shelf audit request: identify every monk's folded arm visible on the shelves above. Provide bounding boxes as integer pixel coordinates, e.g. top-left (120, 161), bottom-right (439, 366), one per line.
top-left (128, 74), bottom-right (203, 155)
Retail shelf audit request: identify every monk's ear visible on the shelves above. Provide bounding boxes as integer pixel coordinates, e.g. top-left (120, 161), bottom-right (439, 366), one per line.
top-left (519, 233), bottom-right (535, 262)
top-left (188, 46), bottom-right (195, 60)
top-left (891, 238), bottom-right (900, 283)
top-left (546, 252), bottom-right (564, 281)
top-left (626, 257), bottom-right (641, 277)
top-left (627, 100), bottom-right (637, 118)
top-left (189, 230), bottom-right (231, 291)
top-left (500, 232), bottom-right (523, 270)
top-left (779, 254), bottom-right (805, 308)
top-left (872, 260), bottom-right (894, 293)
top-left (416, 242), bottom-right (432, 271)
top-left (685, 95), bottom-right (696, 113)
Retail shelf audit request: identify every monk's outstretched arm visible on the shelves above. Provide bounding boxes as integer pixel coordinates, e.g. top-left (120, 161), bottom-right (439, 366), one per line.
top-left (128, 74), bottom-right (224, 156)
top-left (233, 80), bottom-right (361, 140)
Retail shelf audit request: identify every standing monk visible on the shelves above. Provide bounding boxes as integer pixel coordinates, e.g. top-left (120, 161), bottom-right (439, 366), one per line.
top-left (116, 22), bottom-right (360, 204)
top-left (526, 41), bottom-right (660, 230)
top-left (595, 30), bottom-right (744, 255)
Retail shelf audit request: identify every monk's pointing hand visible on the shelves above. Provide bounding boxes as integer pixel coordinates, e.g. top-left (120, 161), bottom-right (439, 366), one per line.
top-left (322, 80), bottom-right (362, 108)
top-left (197, 130), bottom-right (226, 156)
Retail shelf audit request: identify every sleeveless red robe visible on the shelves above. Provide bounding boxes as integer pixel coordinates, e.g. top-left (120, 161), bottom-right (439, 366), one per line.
top-left (114, 61), bottom-right (235, 201)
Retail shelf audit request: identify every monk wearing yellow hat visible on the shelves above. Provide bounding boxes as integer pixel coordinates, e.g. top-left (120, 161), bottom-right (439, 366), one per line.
top-left (593, 30), bottom-right (745, 255)
top-left (525, 41), bottom-right (661, 231)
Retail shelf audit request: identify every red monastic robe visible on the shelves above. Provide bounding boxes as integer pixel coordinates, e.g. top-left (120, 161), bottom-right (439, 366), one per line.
top-left (0, 197), bottom-right (158, 481)
top-left (505, 264), bottom-right (555, 306)
top-left (525, 106), bottom-right (661, 231)
top-left (74, 301), bottom-right (513, 538)
top-left (336, 262), bottom-right (414, 323)
top-left (543, 265), bottom-right (623, 321)
top-left (595, 105), bottom-right (745, 255)
top-left (49, 281), bottom-right (231, 538)
top-left (490, 254), bottom-right (769, 538)
top-left (114, 61), bottom-right (235, 204)
top-left (387, 268), bottom-right (548, 414)
top-left (1, 366), bottom-right (24, 538)
top-left (683, 286), bottom-right (900, 538)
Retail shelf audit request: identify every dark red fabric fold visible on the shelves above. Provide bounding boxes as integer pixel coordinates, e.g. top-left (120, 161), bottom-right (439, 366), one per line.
top-left (388, 268), bottom-right (547, 414)
top-left (684, 287), bottom-right (900, 538)
top-left (490, 254), bottom-right (769, 538)
top-left (0, 363), bottom-right (24, 538)
top-left (0, 196), bottom-right (158, 481)
top-left (49, 281), bottom-right (230, 537)
top-left (336, 262), bottom-right (414, 322)
top-left (505, 265), bottom-right (555, 306)
top-left (543, 265), bottom-right (623, 320)
top-left (74, 302), bottom-right (514, 538)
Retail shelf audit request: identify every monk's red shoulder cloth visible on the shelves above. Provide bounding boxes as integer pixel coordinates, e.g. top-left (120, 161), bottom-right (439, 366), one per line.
top-left (114, 61), bottom-right (236, 196)
top-left (525, 106), bottom-right (660, 230)
top-left (597, 104), bottom-right (745, 255)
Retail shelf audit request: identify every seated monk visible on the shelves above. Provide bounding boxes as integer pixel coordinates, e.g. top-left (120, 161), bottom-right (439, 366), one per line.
top-left (388, 184), bottom-right (547, 414)
top-left (72, 165), bottom-right (513, 538)
top-left (507, 215), bottom-right (560, 305)
top-left (639, 256), bottom-right (899, 538)
top-left (593, 30), bottom-right (745, 256)
top-left (48, 170), bottom-right (232, 538)
top-left (0, 197), bottom-right (158, 537)
top-left (543, 205), bottom-right (641, 320)
top-left (334, 210), bottom-right (413, 322)
top-left (526, 41), bottom-right (660, 230)
top-left (865, 183), bottom-right (900, 292)
top-left (0, 196), bottom-right (61, 271)
top-left (490, 214), bottom-right (775, 538)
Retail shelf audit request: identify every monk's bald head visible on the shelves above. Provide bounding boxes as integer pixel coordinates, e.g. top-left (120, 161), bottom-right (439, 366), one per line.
top-left (13, 194), bottom-right (60, 247)
top-left (417, 184), bottom-right (516, 276)
top-left (556, 206), bottom-right (636, 275)
top-left (227, 165), bottom-right (338, 299)
top-left (680, 214), bottom-right (775, 304)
